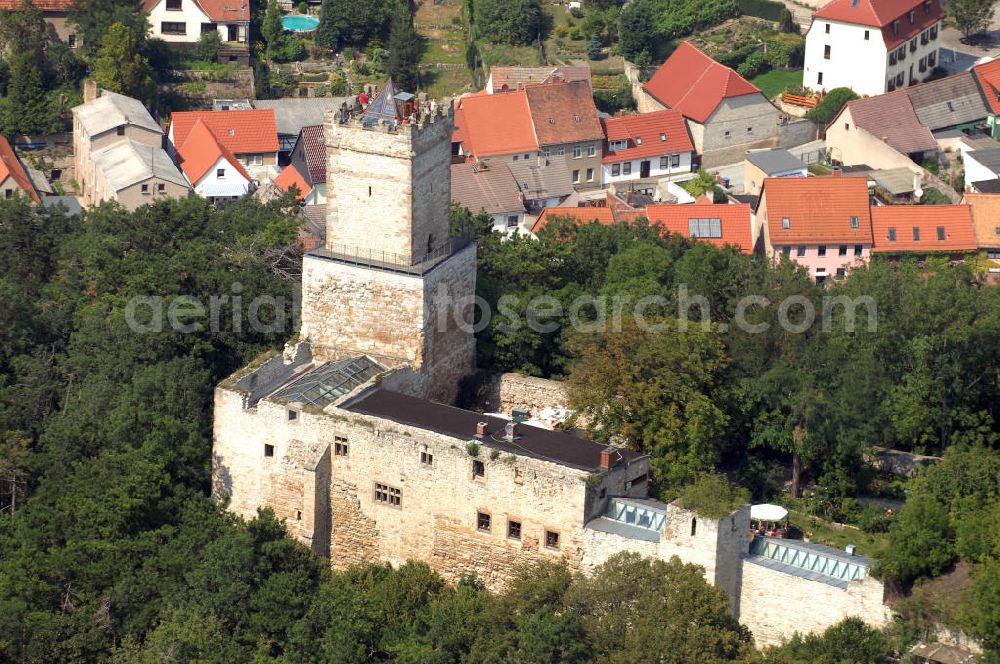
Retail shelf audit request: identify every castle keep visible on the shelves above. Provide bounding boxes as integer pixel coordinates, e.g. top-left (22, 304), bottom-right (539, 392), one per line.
top-left (213, 81), bottom-right (890, 647)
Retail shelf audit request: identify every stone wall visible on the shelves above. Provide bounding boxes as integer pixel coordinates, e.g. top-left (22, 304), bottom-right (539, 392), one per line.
top-left (701, 95), bottom-right (780, 154)
top-left (300, 253), bottom-right (426, 367)
top-left (324, 107), bottom-right (454, 264)
top-left (738, 558), bottom-right (890, 647)
top-left (299, 242), bottom-right (476, 403)
top-left (581, 504), bottom-right (751, 614)
top-left (777, 118), bottom-right (819, 150)
top-left (497, 373), bottom-right (570, 416)
top-left (213, 378), bottom-right (649, 590)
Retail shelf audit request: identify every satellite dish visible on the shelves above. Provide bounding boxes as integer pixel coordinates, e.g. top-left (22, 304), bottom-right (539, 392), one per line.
top-left (914, 187), bottom-right (924, 200)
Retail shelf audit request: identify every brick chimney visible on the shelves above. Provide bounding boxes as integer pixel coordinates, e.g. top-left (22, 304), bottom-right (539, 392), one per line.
top-left (600, 447), bottom-right (615, 470)
top-left (83, 79), bottom-right (98, 104)
top-left (476, 421), bottom-right (488, 437)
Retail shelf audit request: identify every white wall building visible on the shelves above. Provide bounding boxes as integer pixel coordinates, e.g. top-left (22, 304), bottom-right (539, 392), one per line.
top-left (600, 110), bottom-right (694, 186)
top-left (142, 0), bottom-right (250, 63)
top-left (803, 0), bottom-right (943, 97)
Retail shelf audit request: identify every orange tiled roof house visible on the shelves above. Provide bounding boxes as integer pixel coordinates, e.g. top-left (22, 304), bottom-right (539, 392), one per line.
top-left (638, 42), bottom-right (781, 167)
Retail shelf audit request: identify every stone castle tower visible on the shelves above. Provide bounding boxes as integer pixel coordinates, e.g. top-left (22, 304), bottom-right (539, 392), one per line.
top-left (298, 82), bottom-right (476, 403)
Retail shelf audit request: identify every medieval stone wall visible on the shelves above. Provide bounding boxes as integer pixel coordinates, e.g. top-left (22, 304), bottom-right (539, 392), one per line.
top-left (299, 254), bottom-right (426, 367)
top-left (324, 108), bottom-right (453, 264)
top-left (738, 559), bottom-right (891, 647)
top-left (214, 379), bottom-right (647, 589)
top-left (497, 373), bottom-right (571, 416)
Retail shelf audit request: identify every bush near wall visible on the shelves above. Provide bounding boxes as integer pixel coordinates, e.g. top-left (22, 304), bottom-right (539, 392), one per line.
top-left (738, 0), bottom-right (787, 22)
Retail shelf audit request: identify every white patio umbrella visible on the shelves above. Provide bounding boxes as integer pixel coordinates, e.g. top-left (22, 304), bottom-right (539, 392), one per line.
top-left (750, 504), bottom-right (788, 522)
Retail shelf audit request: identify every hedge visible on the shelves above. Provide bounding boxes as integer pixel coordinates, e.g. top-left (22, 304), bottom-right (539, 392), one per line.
top-left (738, 0), bottom-right (788, 21)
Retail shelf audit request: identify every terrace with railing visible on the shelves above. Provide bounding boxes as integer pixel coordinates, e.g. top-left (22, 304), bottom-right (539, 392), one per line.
top-left (309, 236), bottom-right (472, 275)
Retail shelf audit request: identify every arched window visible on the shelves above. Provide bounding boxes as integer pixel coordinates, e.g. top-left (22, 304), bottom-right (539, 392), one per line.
top-left (690, 517), bottom-right (697, 537)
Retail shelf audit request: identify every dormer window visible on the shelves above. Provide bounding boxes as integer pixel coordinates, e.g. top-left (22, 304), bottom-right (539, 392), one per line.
top-left (924, 0), bottom-right (931, 12)
top-left (893, 20), bottom-right (900, 35)
top-left (909, 9), bottom-right (915, 23)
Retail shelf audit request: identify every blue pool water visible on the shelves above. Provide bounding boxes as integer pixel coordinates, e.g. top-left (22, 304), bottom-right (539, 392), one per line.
top-left (281, 15), bottom-right (320, 31)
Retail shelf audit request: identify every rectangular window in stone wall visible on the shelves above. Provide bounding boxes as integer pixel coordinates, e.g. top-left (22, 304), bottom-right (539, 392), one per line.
top-left (477, 511), bottom-right (491, 532)
top-left (264, 443), bottom-right (274, 458)
top-left (545, 530), bottom-right (560, 549)
top-left (507, 520), bottom-right (521, 540)
top-left (472, 459), bottom-right (485, 478)
top-left (420, 451), bottom-right (433, 465)
top-left (334, 436), bottom-right (348, 457)
top-left (375, 482), bottom-right (401, 507)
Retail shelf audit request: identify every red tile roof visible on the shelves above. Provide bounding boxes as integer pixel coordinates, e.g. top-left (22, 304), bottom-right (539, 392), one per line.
top-left (170, 110), bottom-right (279, 155)
top-left (295, 125), bottom-right (326, 185)
top-left (645, 203), bottom-right (754, 253)
top-left (835, 91), bottom-right (938, 155)
top-left (870, 204), bottom-right (977, 252)
top-left (0, 0), bottom-right (71, 10)
top-left (813, 0), bottom-right (943, 48)
top-left (274, 164), bottom-right (312, 200)
top-left (524, 80), bottom-right (603, 146)
top-left (530, 206), bottom-right (615, 233)
top-left (141, 0), bottom-right (250, 21)
top-left (0, 135), bottom-right (39, 203)
top-left (453, 90), bottom-right (537, 157)
top-left (643, 42), bottom-right (761, 124)
top-left (761, 176), bottom-right (874, 244)
top-left (601, 110), bottom-right (693, 163)
top-left (973, 58), bottom-right (1000, 116)
top-left (176, 118), bottom-right (251, 185)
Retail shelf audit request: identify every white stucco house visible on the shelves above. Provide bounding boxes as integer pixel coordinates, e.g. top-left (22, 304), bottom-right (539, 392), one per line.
top-left (803, 0), bottom-right (944, 97)
top-left (142, 0), bottom-right (250, 64)
top-left (600, 109), bottom-right (694, 186)
top-left (175, 118), bottom-right (253, 204)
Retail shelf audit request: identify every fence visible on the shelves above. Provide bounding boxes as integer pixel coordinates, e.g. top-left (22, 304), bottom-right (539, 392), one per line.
top-left (781, 92), bottom-right (818, 108)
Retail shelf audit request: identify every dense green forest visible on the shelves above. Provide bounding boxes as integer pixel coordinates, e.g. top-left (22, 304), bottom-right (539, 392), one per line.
top-left (0, 198), bottom-right (997, 659)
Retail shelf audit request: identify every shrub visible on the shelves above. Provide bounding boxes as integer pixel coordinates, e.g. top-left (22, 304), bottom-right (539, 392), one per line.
top-left (676, 474), bottom-right (751, 519)
top-left (466, 442), bottom-right (480, 457)
top-left (570, 6), bottom-right (584, 18)
top-left (736, 50), bottom-right (769, 78)
top-left (194, 30), bottom-right (222, 63)
top-left (737, 0), bottom-right (787, 21)
top-left (805, 86), bottom-right (858, 124)
top-left (272, 35), bottom-right (307, 62)
top-left (297, 1), bottom-right (308, 12)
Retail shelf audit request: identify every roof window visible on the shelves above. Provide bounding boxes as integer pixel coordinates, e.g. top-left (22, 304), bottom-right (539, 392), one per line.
top-left (936, 226), bottom-right (945, 240)
top-left (888, 227), bottom-right (896, 241)
top-left (660, 132), bottom-right (667, 141)
top-left (781, 217), bottom-right (790, 229)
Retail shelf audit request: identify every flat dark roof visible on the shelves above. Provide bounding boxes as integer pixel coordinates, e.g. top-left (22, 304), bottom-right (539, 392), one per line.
top-left (344, 388), bottom-right (644, 472)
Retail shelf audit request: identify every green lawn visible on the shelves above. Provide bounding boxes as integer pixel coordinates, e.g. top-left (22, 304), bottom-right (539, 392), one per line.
top-left (751, 68), bottom-right (803, 98)
top-left (786, 510), bottom-right (889, 562)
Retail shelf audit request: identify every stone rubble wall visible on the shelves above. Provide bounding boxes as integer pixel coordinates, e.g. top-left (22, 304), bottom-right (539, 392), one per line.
top-left (214, 382), bottom-right (645, 590)
top-left (738, 559), bottom-right (890, 647)
top-left (497, 373), bottom-right (571, 416)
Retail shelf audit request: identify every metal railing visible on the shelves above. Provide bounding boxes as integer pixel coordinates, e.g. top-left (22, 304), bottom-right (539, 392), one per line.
top-left (313, 237), bottom-right (471, 275)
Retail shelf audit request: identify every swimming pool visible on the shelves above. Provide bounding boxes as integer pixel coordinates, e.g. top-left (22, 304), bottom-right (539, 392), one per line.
top-left (281, 15), bottom-right (320, 31)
